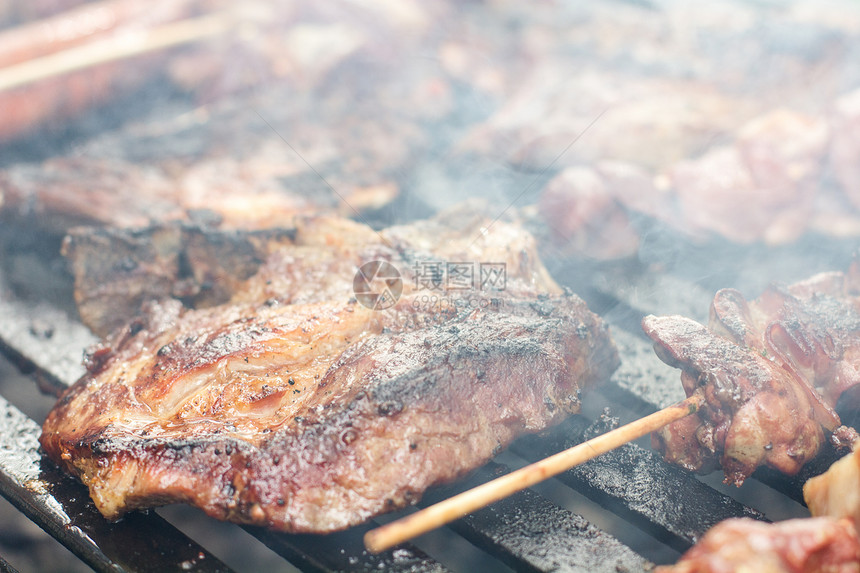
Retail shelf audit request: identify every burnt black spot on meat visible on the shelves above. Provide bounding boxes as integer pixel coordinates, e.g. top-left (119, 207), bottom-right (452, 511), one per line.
top-left (377, 401), bottom-right (403, 416)
top-left (530, 302), bottom-right (554, 317)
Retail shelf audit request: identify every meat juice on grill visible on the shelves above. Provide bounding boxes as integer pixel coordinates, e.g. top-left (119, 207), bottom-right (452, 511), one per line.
top-left (40, 211), bottom-right (620, 532)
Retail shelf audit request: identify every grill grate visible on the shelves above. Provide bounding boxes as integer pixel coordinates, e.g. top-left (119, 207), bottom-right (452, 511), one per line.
top-left (0, 233), bottom-right (856, 571)
top-left (0, 553), bottom-right (18, 573)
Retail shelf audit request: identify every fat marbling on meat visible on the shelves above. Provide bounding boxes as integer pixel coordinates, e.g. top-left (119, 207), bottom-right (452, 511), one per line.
top-left (40, 212), bottom-right (619, 532)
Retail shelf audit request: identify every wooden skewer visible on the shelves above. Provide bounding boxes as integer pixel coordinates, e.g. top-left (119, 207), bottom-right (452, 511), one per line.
top-left (0, 9), bottom-right (236, 93)
top-left (364, 390), bottom-right (706, 554)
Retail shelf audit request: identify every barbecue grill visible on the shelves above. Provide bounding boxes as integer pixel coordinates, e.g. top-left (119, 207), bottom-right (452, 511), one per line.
top-left (1, 219), bottom-right (855, 571)
top-left (3, 0), bottom-right (860, 571)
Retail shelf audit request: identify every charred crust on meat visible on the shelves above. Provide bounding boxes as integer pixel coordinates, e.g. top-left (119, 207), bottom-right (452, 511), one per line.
top-left (41, 263), bottom-right (617, 532)
top-left (376, 401), bottom-right (403, 417)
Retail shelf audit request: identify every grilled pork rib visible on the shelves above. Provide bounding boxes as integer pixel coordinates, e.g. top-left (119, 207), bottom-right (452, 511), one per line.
top-left (41, 212), bottom-right (618, 532)
top-left (645, 263), bottom-right (860, 485)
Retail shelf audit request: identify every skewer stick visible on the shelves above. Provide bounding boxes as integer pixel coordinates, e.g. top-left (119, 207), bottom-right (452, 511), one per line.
top-left (364, 390), bottom-right (706, 554)
top-left (0, 10), bottom-right (236, 93)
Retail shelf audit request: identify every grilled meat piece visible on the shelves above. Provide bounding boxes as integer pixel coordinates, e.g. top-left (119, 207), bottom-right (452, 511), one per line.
top-left (40, 290), bottom-right (618, 532)
top-left (644, 315), bottom-right (827, 485)
top-left (805, 444), bottom-right (860, 524)
top-left (62, 223), bottom-right (299, 337)
top-left (669, 109), bottom-right (829, 245)
top-left (537, 166), bottom-right (641, 261)
top-left (657, 517), bottom-right (860, 573)
top-left (42, 207), bottom-right (616, 531)
top-left (710, 267), bottom-right (860, 409)
top-left (646, 263), bottom-right (860, 485)
top-left (832, 89), bottom-right (860, 214)
top-left (63, 203), bottom-right (559, 336)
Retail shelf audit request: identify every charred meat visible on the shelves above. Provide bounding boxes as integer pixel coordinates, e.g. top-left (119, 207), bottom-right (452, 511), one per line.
top-left (40, 293), bottom-right (617, 532)
top-left (646, 262), bottom-right (860, 485)
top-left (40, 211), bottom-right (618, 532)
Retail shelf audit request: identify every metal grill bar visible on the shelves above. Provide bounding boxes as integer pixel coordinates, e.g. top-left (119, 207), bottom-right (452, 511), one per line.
top-left (422, 462), bottom-right (651, 573)
top-left (0, 293), bottom-right (94, 394)
top-left (0, 553), bottom-right (19, 573)
top-left (245, 522), bottom-right (448, 572)
top-left (511, 416), bottom-right (764, 551)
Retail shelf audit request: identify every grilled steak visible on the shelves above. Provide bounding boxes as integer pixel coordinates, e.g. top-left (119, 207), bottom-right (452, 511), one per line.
top-left (41, 211), bottom-right (619, 532)
top-left (645, 262), bottom-right (860, 485)
top-left (40, 294), bottom-right (617, 532)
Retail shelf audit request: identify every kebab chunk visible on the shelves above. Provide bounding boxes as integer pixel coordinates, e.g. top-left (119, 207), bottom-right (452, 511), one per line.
top-left (709, 267), bottom-right (860, 409)
top-left (644, 315), bottom-right (829, 486)
top-left (40, 289), bottom-right (617, 532)
top-left (805, 444), bottom-right (860, 525)
top-left (660, 444), bottom-right (860, 572)
top-left (646, 263), bottom-right (860, 485)
top-left (657, 517), bottom-right (860, 573)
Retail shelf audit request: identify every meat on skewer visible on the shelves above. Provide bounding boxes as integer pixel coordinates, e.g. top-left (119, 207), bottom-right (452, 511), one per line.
top-left (657, 516), bottom-right (860, 573)
top-left (646, 262), bottom-right (860, 485)
top-left (660, 433), bottom-right (860, 571)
